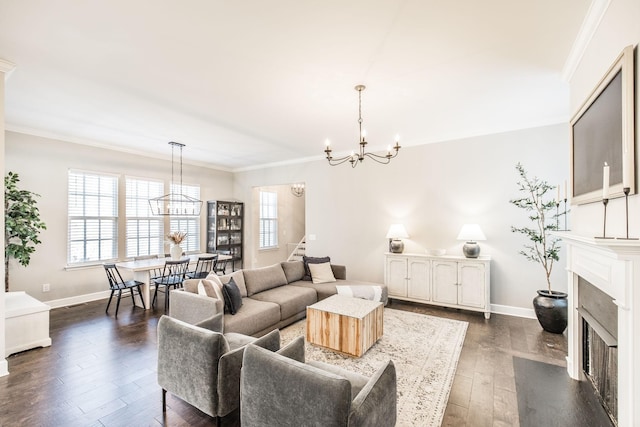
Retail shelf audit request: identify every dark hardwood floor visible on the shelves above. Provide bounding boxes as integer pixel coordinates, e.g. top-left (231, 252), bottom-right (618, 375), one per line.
top-left (0, 297), bottom-right (572, 426)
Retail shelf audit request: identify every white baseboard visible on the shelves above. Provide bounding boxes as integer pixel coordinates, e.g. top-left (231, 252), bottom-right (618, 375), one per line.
top-left (490, 303), bottom-right (536, 319)
top-left (44, 290), bottom-right (111, 309)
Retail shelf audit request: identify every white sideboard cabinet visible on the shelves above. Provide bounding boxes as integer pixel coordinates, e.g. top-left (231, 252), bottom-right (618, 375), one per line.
top-left (384, 253), bottom-right (491, 319)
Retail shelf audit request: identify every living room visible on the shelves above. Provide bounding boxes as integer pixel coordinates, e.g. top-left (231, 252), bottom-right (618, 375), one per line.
top-left (1, 1), bottom-right (639, 426)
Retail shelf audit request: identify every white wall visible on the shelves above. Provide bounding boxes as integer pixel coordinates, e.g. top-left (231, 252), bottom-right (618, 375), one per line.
top-left (5, 131), bottom-right (234, 303)
top-left (235, 123), bottom-right (569, 311)
top-left (569, 0), bottom-right (640, 236)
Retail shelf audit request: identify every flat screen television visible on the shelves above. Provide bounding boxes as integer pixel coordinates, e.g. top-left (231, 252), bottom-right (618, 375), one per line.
top-left (570, 45), bottom-right (635, 205)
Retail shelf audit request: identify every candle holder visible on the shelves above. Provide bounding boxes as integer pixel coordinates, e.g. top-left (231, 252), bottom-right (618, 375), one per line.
top-left (555, 202), bottom-right (560, 230)
top-left (562, 198), bottom-right (569, 231)
top-left (595, 198), bottom-right (614, 239)
top-left (617, 187), bottom-right (638, 240)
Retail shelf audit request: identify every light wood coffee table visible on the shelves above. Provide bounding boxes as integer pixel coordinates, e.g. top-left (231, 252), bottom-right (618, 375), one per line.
top-left (306, 295), bottom-right (383, 357)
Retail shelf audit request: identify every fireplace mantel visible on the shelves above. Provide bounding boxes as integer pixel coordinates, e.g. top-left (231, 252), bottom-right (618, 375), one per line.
top-left (555, 231), bottom-right (640, 426)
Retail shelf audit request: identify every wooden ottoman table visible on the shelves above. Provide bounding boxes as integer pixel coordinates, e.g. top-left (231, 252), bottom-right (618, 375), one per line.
top-left (306, 294), bottom-right (383, 357)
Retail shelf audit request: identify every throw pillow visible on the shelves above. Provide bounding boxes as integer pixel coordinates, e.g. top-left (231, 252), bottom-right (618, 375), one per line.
top-left (303, 255), bottom-right (331, 281)
top-left (222, 277), bottom-right (243, 315)
top-left (194, 277), bottom-right (224, 301)
top-left (197, 280), bottom-right (208, 296)
top-left (308, 262), bottom-right (337, 284)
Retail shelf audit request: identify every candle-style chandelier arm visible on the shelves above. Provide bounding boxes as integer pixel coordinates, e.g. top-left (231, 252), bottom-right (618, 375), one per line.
top-left (325, 140), bottom-right (401, 168)
top-left (362, 142), bottom-right (401, 164)
top-left (324, 84), bottom-right (401, 168)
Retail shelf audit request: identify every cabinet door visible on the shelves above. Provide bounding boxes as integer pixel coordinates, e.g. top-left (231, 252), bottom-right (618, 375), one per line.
top-left (385, 257), bottom-right (408, 297)
top-left (432, 261), bottom-right (458, 304)
top-left (407, 258), bottom-right (430, 301)
top-left (458, 263), bottom-right (486, 308)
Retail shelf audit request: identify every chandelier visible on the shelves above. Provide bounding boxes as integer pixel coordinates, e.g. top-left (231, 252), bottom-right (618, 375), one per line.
top-left (149, 141), bottom-right (203, 216)
top-left (324, 85), bottom-right (401, 168)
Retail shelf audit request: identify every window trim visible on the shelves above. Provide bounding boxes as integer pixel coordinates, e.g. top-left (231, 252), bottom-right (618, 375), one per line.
top-left (67, 169), bottom-right (119, 266)
top-left (259, 190), bottom-right (278, 249)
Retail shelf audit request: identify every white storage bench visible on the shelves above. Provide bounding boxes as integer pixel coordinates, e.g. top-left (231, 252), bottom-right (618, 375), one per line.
top-left (5, 291), bottom-right (52, 357)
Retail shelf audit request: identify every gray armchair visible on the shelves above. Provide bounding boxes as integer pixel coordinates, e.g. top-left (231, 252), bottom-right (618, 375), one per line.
top-left (240, 336), bottom-right (397, 427)
top-left (157, 315), bottom-right (280, 426)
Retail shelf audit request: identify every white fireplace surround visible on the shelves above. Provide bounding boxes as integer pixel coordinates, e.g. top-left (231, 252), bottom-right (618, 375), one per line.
top-left (557, 232), bottom-right (640, 427)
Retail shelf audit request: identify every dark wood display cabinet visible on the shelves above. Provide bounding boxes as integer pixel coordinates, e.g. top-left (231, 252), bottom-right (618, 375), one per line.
top-left (206, 200), bottom-right (243, 271)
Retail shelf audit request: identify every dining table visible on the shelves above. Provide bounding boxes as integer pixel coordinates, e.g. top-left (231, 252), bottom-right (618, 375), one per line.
top-left (116, 253), bottom-right (232, 309)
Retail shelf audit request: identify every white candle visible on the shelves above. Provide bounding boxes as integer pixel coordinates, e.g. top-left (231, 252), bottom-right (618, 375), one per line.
top-left (603, 162), bottom-right (610, 199)
top-left (557, 186), bottom-right (560, 204)
top-left (623, 163), bottom-right (632, 189)
top-left (564, 180), bottom-right (567, 200)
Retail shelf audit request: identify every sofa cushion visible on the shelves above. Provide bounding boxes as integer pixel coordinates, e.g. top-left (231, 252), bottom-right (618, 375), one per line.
top-left (223, 298), bottom-right (281, 336)
top-left (308, 262), bottom-right (336, 284)
top-left (249, 285), bottom-right (317, 320)
top-left (216, 270), bottom-right (247, 297)
top-left (281, 260), bottom-right (306, 283)
top-left (222, 278), bottom-right (243, 315)
top-left (302, 255), bottom-right (331, 281)
top-left (292, 281), bottom-right (338, 301)
top-left (243, 264), bottom-right (288, 296)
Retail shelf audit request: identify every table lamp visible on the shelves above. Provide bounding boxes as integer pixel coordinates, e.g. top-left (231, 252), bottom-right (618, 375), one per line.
top-left (386, 224), bottom-right (409, 253)
top-left (457, 224), bottom-right (486, 258)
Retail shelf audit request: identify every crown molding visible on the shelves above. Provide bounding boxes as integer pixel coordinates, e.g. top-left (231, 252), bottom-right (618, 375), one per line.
top-left (562, 0), bottom-right (611, 82)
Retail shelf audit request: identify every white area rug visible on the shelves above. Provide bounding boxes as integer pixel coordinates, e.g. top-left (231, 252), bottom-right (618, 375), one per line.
top-left (280, 308), bottom-right (468, 427)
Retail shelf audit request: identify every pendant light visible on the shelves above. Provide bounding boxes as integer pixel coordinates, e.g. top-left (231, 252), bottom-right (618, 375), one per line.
top-left (149, 141), bottom-right (202, 216)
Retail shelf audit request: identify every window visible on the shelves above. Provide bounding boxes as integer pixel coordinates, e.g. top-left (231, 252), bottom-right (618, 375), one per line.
top-left (68, 170), bottom-right (118, 264)
top-left (169, 183), bottom-right (201, 253)
top-left (259, 191), bottom-right (278, 249)
top-left (126, 177), bottom-right (164, 258)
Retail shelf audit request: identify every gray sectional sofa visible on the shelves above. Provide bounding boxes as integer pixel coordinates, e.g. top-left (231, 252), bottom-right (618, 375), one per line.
top-left (170, 259), bottom-right (388, 337)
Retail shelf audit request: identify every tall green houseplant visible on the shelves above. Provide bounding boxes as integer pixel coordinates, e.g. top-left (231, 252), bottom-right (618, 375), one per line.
top-left (5, 172), bottom-right (47, 292)
top-left (509, 163), bottom-right (561, 291)
top-left (510, 163), bottom-right (568, 334)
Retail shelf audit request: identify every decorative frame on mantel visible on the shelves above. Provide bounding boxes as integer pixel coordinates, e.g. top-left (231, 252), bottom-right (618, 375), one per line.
top-left (570, 44), bottom-right (635, 205)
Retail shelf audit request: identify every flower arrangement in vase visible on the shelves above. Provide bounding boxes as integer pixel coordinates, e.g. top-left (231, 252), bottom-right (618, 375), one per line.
top-left (166, 231), bottom-right (187, 260)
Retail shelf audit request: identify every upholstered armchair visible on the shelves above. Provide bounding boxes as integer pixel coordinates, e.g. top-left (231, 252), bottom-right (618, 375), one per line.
top-left (240, 336), bottom-right (397, 427)
top-left (157, 315), bottom-right (280, 426)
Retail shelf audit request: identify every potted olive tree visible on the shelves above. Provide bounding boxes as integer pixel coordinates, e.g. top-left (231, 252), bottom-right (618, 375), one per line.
top-left (509, 163), bottom-right (567, 334)
top-left (5, 171), bottom-right (47, 292)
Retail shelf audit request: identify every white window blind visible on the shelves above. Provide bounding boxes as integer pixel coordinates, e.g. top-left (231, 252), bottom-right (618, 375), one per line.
top-left (126, 177), bottom-right (164, 258)
top-left (259, 191), bottom-right (278, 249)
top-left (68, 170), bottom-right (118, 264)
top-left (169, 183), bottom-right (201, 253)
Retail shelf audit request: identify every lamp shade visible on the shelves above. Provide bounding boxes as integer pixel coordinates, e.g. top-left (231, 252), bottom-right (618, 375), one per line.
top-left (457, 224), bottom-right (486, 241)
top-left (386, 224), bottom-right (409, 239)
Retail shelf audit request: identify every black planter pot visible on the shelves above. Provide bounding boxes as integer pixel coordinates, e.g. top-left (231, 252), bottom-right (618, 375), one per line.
top-left (533, 290), bottom-right (568, 334)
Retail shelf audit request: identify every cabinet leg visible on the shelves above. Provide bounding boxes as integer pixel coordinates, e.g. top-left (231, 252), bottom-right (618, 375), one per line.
top-left (484, 311), bottom-right (491, 319)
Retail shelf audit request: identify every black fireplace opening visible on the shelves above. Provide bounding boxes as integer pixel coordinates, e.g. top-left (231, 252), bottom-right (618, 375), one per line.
top-left (582, 318), bottom-right (618, 426)
top-left (578, 277), bottom-right (618, 427)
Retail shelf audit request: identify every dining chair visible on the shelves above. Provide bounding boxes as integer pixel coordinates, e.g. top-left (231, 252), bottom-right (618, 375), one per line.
top-left (186, 254), bottom-right (218, 279)
top-left (213, 250), bottom-right (231, 275)
top-left (152, 259), bottom-right (190, 312)
top-left (103, 264), bottom-right (146, 316)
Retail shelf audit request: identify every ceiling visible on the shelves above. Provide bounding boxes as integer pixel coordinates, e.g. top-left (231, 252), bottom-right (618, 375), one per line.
top-left (0, 1), bottom-right (592, 170)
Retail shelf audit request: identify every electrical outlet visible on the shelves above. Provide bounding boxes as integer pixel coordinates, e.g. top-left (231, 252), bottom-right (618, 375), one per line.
top-left (42, 283), bottom-right (50, 292)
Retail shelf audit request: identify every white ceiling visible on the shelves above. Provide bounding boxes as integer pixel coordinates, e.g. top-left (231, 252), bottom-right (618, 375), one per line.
top-left (0, 1), bottom-right (592, 170)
